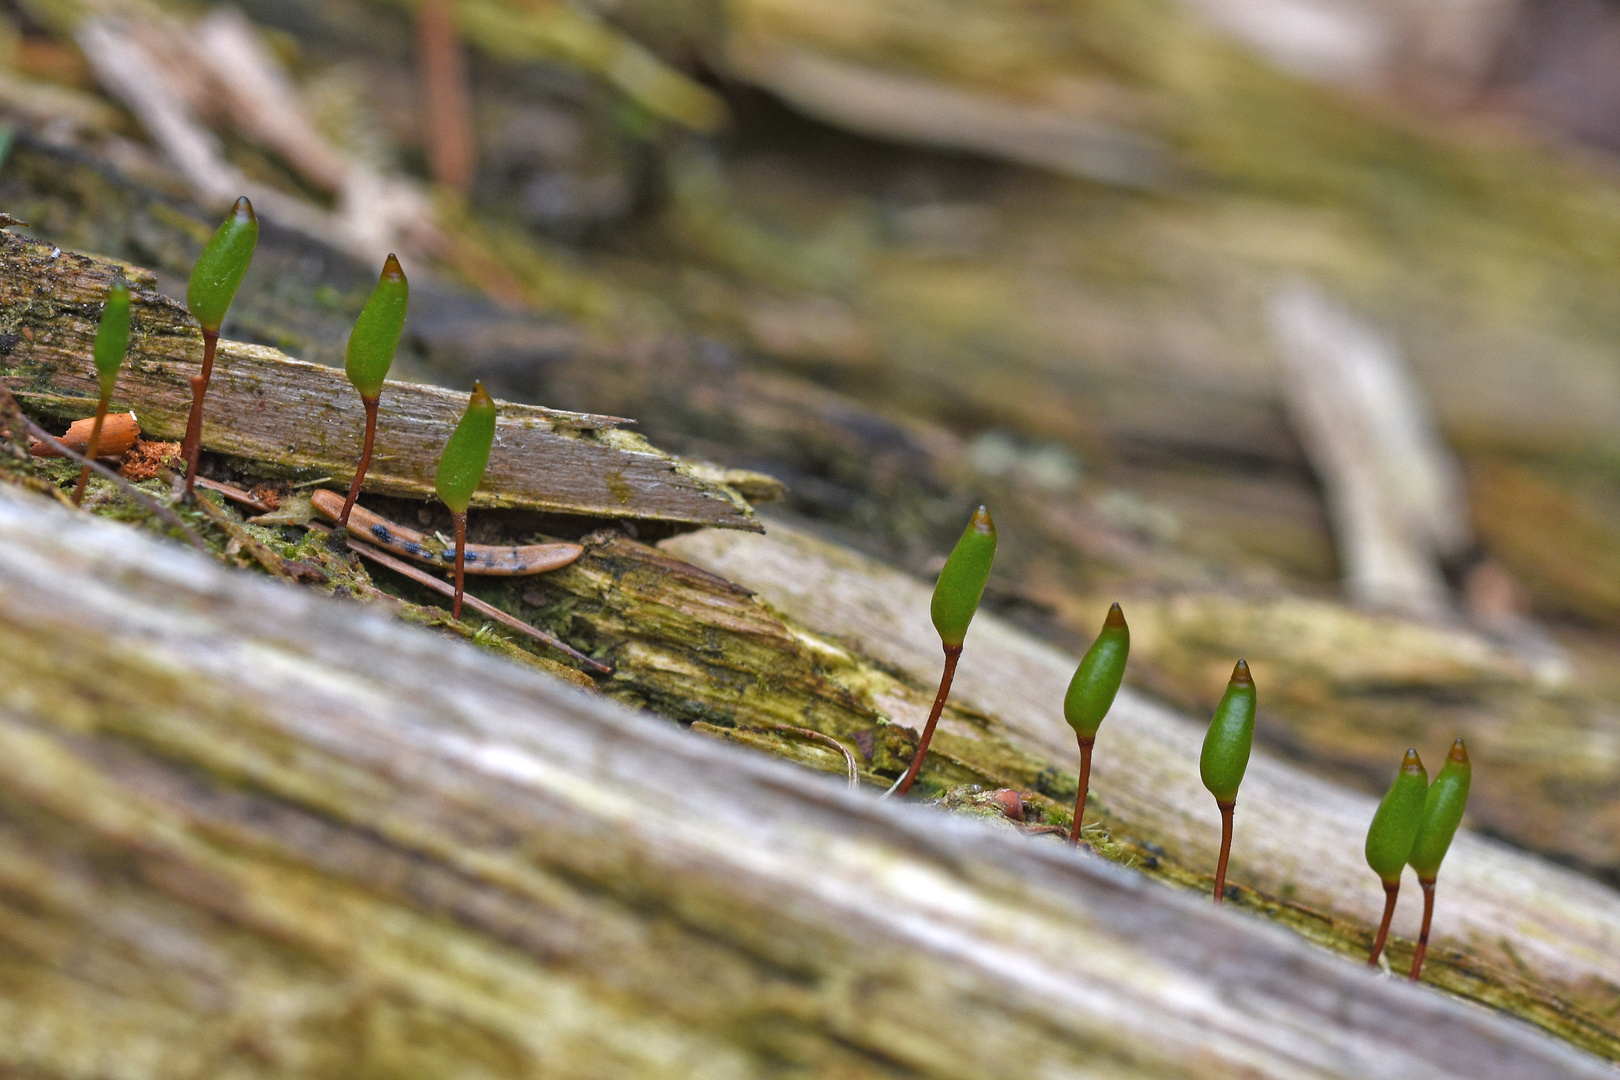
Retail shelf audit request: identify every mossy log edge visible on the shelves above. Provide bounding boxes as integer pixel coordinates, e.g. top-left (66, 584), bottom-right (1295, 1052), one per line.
top-left (0, 483), bottom-right (1609, 1080)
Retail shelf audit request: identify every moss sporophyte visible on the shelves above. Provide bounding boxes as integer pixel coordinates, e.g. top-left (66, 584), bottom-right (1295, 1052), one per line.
top-left (1364, 748), bottom-right (1427, 967)
top-left (181, 197), bottom-right (259, 498)
top-left (435, 381), bottom-right (497, 619)
top-left (1063, 603), bottom-right (1128, 846)
top-left (71, 275), bottom-right (130, 506)
top-left (1200, 660), bottom-right (1255, 903)
top-left (1408, 738), bottom-right (1471, 982)
top-left (339, 254), bottom-right (409, 527)
top-left (888, 505), bottom-right (997, 798)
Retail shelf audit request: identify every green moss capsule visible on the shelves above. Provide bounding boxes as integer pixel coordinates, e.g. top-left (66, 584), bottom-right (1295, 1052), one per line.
top-left (435, 382), bottom-right (497, 514)
top-left (92, 276), bottom-right (131, 400)
top-left (1365, 749), bottom-right (1428, 885)
top-left (1064, 603), bottom-right (1129, 738)
top-left (930, 505), bottom-right (996, 648)
top-left (186, 197), bottom-right (259, 334)
top-left (1409, 738), bottom-right (1471, 880)
top-left (1200, 660), bottom-right (1256, 804)
top-left (345, 254), bottom-right (409, 399)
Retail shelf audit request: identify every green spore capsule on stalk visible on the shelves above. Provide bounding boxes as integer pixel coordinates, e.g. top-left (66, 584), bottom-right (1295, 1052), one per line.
top-left (1199, 659), bottom-right (1256, 903)
top-left (1363, 748), bottom-right (1427, 967)
top-left (1408, 738), bottom-right (1471, 982)
top-left (1063, 602), bottom-right (1129, 846)
top-left (435, 381), bottom-right (497, 620)
top-left (339, 254), bottom-right (409, 527)
top-left (72, 275), bottom-right (131, 506)
top-left (180, 196), bottom-right (258, 498)
top-left (890, 505), bottom-right (997, 798)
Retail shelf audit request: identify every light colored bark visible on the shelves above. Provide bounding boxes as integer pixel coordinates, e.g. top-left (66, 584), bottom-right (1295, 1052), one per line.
top-left (0, 483), bottom-right (1610, 1080)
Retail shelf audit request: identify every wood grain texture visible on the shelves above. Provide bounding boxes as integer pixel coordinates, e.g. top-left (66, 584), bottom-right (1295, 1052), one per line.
top-left (0, 231), bottom-right (759, 529)
top-left (0, 482), bottom-right (1609, 1080)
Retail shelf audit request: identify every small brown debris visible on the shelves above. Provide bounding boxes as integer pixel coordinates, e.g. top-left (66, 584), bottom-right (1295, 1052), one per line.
top-left (29, 412), bottom-right (140, 459)
top-left (985, 788), bottom-right (1026, 822)
top-left (119, 438), bottom-right (182, 480)
top-left (248, 483), bottom-right (283, 511)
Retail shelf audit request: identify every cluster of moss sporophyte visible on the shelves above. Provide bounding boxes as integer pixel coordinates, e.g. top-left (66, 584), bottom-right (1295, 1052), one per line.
top-left (52, 198), bottom-right (506, 632)
top-left (48, 208), bottom-right (1490, 1000)
top-left (1360, 739), bottom-right (1471, 979)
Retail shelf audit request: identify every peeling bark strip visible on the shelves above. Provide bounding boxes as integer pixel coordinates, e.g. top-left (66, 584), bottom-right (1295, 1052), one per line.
top-left (0, 232), bottom-right (759, 529)
top-left (0, 485), bottom-right (1610, 1080)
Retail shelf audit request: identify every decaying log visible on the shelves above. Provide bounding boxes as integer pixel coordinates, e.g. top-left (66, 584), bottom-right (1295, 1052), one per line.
top-left (0, 483), bottom-right (1611, 1080)
top-left (0, 232), bottom-right (759, 529)
top-left (668, 522), bottom-right (1620, 1057)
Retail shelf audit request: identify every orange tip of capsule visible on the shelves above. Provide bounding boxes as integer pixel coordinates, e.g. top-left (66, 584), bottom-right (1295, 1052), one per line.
top-left (1230, 658), bottom-right (1252, 686)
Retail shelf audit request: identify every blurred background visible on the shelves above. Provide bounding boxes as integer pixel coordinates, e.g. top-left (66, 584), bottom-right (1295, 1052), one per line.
top-left (3, 0), bottom-right (1620, 886)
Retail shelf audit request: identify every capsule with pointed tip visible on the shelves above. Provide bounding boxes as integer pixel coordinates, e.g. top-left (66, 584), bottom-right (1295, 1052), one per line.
top-left (1366, 749), bottom-right (1428, 884)
top-left (186, 197), bottom-right (258, 334)
top-left (435, 382), bottom-right (497, 514)
top-left (346, 254), bottom-right (409, 399)
top-left (930, 506), bottom-right (996, 648)
top-left (1200, 660), bottom-right (1256, 804)
top-left (1410, 739), bottom-right (1471, 880)
top-left (1064, 603), bottom-right (1129, 738)
top-left (92, 276), bottom-right (131, 400)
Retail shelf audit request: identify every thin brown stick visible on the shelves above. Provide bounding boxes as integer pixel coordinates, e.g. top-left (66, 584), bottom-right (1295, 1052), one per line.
top-left (339, 394), bottom-right (379, 527)
top-left (1069, 733), bottom-right (1095, 847)
top-left (345, 534), bottom-right (611, 674)
top-left (1410, 878), bottom-right (1437, 981)
top-left (418, 0), bottom-right (474, 194)
top-left (887, 644), bottom-right (962, 798)
top-left (451, 510), bottom-right (467, 619)
top-left (754, 725), bottom-right (860, 789)
top-left (181, 329), bottom-right (218, 497)
top-left (71, 395), bottom-right (110, 506)
top-left (194, 476), bottom-right (272, 514)
top-left (1213, 799), bottom-right (1235, 904)
top-left (0, 385), bottom-right (209, 555)
top-left (1368, 880), bottom-right (1400, 966)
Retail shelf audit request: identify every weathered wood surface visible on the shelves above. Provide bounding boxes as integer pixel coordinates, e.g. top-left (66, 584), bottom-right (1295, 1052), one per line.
top-left (0, 232), bottom-right (759, 529)
top-left (0, 483), bottom-right (1611, 1080)
top-left (668, 522), bottom-right (1620, 1053)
